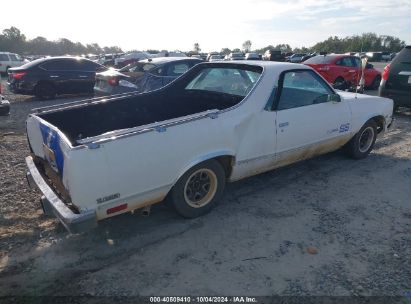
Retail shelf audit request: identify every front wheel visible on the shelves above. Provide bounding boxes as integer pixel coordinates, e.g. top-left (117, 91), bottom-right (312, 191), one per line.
top-left (170, 160), bottom-right (226, 218)
top-left (345, 120), bottom-right (377, 159)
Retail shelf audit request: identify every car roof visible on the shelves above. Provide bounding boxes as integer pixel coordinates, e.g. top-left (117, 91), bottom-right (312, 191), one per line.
top-left (140, 57), bottom-right (201, 64)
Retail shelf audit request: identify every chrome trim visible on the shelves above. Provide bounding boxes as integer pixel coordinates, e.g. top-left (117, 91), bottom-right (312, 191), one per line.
top-left (399, 71), bottom-right (411, 76)
top-left (76, 109), bottom-right (220, 146)
top-left (32, 91), bottom-right (143, 114)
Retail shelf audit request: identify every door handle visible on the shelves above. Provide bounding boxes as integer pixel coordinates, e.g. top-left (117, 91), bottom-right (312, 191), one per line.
top-left (49, 75), bottom-right (59, 78)
top-left (349, 70), bottom-right (356, 73)
top-left (79, 75), bottom-right (88, 78)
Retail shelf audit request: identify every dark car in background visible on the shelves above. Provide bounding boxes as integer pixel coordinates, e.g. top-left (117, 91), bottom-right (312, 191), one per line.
top-left (263, 50), bottom-right (285, 62)
top-left (94, 57), bottom-right (203, 96)
top-left (7, 57), bottom-right (107, 99)
top-left (379, 46), bottom-right (411, 109)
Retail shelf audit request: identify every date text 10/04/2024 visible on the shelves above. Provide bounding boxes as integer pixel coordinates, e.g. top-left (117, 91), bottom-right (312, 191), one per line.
top-left (149, 297), bottom-right (257, 303)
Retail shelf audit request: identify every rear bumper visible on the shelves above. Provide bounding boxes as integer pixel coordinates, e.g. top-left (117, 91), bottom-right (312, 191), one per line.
top-left (25, 156), bottom-right (97, 233)
top-left (7, 81), bottom-right (35, 95)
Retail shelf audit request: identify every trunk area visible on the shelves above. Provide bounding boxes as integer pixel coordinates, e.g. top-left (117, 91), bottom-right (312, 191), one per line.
top-left (38, 89), bottom-right (243, 145)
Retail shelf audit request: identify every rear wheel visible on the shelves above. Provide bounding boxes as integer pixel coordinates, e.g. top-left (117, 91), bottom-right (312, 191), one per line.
top-left (35, 83), bottom-right (56, 100)
top-left (170, 160), bottom-right (226, 218)
top-left (345, 120), bottom-right (377, 159)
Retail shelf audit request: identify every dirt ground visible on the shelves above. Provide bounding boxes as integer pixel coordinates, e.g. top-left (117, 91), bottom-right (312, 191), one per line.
top-left (0, 79), bottom-right (410, 297)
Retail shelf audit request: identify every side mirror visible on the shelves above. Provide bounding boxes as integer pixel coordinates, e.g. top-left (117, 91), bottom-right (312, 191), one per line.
top-left (366, 63), bottom-right (373, 69)
top-left (328, 93), bottom-right (341, 103)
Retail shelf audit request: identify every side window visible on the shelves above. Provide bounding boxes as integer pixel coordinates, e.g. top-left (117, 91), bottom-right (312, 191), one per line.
top-left (166, 63), bottom-right (190, 76)
top-left (352, 57), bottom-right (361, 68)
top-left (9, 54), bottom-right (18, 61)
top-left (81, 60), bottom-right (100, 71)
top-left (336, 57), bottom-right (355, 67)
top-left (40, 60), bottom-right (75, 71)
top-left (0, 54), bottom-right (10, 61)
top-left (277, 70), bottom-right (333, 110)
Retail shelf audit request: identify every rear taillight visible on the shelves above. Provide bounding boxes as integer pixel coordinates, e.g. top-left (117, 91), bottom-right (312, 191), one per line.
top-left (108, 77), bottom-right (119, 86)
top-left (382, 64), bottom-right (390, 81)
top-left (12, 72), bottom-right (27, 80)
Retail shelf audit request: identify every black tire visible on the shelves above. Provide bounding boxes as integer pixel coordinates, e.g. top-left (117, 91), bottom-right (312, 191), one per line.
top-left (333, 77), bottom-right (347, 90)
top-left (5, 66), bottom-right (11, 73)
top-left (35, 83), bottom-right (56, 100)
top-left (170, 160), bottom-right (226, 218)
top-left (345, 120), bottom-right (378, 159)
top-left (371, 75), bottom-right (381, 90)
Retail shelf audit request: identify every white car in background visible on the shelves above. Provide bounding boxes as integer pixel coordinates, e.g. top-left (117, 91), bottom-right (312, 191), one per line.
top-left (0, 52), bottom-right (26, 73)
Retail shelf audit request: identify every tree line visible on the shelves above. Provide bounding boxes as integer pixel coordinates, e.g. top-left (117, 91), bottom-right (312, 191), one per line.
top-left (0, 27), bottom-right (123, 56)
top-left (0, 27), bottom-right (406, 57)
top-left (220, 33), bottom-right (405, 55)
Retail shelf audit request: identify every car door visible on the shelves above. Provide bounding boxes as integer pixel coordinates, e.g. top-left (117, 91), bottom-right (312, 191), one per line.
top-left (274, 69), bottom-right (351, 167)
top-left (335, 57), bottom-right (358, 85)
top-left (39, 59), bottom-right (78, 94)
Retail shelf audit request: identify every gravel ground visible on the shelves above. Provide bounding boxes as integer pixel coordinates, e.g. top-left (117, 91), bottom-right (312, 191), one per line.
top-left (0, 79), bottom-right (410, 298)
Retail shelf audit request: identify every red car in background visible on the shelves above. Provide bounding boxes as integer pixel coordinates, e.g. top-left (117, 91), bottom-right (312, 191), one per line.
top-left (304, 55), bottom-right (381, 90)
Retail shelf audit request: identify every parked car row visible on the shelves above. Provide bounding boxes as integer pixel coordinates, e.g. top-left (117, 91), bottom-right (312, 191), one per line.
top-left (94, 57), bottom-right (203, 96)
top-left (3, 46), bottom-right (410, 111)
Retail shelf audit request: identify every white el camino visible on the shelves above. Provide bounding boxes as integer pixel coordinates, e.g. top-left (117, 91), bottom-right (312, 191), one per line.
top-left (25, 61), bottom-right (394, 233)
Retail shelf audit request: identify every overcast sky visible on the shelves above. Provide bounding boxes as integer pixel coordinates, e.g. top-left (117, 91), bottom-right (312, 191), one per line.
top-left (2, 0), bottom-right (410, 52)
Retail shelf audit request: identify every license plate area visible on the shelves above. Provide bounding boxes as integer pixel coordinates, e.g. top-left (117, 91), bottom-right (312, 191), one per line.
top-left (43, 143), bottom-right (59, 173)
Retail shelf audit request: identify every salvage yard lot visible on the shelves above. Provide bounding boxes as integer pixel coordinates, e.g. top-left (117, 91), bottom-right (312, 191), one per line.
top-left (0, 79), bottom-right (410, 296)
